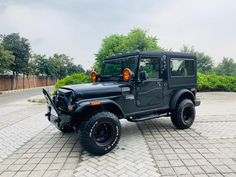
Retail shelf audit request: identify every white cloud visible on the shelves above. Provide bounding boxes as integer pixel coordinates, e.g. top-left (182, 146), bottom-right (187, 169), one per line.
top-left (0, 0), bottom-right (235, 69)
top-left (148, 0), bottom-right (236, 64)
top-left (0, 2), bottom-right (97, 68)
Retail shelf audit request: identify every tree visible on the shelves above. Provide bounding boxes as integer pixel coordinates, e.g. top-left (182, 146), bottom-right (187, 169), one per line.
top-left (50, 54), bottom-right (74, 79)
top-left (95, 34), bottom-right (127, 70)
top-left (0, 44), bottom-right (14, 74)
top-left (34, 54), bottom-right (85, 79)
top-left (126, 28), bottom-right (160, 52)
top-left (95, 28), bottom-right (162, 70)
top-left (67, 63), bottom-right (85, 76)
top-left (181, 45), bottom-right (214, 73)
top-left (49, 54), bottom-right (85, 79)
top-left (24, 59), bottom-right (37, 77)
top-left (215, 57), bottom-right (236, 76)
top-left (34, 54), bottom-right (49, 76)
top-left (2, 33), bottom-right (31, 75)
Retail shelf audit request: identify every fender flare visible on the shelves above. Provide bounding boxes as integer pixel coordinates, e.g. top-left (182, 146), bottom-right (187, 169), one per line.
top-left (170, 89), bottom-right (194, 110)
top-left (75, 99), bottom-right (125, 118)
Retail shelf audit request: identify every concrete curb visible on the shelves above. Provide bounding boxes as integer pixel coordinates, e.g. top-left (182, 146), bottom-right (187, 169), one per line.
top-left (0, 86), bottom-right (54, 95)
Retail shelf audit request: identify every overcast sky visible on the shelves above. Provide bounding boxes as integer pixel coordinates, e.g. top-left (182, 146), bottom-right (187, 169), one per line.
top-left (0, 0), bottom-right (235, 69)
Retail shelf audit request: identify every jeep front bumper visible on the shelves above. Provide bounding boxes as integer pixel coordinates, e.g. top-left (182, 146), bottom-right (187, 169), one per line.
top-left (43, 89), bottom-right (72, 129)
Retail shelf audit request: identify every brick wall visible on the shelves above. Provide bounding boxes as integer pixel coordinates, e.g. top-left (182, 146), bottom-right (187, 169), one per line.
top-left (0, 75), bottom-right (57, 91)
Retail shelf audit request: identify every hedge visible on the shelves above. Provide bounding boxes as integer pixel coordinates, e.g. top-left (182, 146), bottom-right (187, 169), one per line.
top-left (197, 73), bottom-right (236, 92)
top-left (55, 72), bottom-right (236, 92)
top-left (55, 73), bottom-right (90, 91)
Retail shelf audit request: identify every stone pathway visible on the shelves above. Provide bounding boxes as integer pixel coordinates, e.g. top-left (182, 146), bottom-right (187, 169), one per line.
top-left (138, 118), bottom-right (236, 177)
top-left (74, 120), bottom-right (160, 177)
top-left (0, 92), bottom-right (236, 177)
top-left (0, 126), bottom-right (81, 177)
top-left (0, 112), bottom-right (49, 161)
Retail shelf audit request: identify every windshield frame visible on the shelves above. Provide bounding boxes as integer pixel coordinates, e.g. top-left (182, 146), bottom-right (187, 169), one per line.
top-left (100, 55), bottom-right (139, 81)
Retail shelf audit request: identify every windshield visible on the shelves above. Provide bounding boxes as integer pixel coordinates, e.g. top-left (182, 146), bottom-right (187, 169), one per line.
top-left (101, 56), bottom-right (137, 80)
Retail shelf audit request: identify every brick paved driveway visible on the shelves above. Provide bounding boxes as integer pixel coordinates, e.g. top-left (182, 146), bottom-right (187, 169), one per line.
top-left (0, 92), bottom-right (236, 177)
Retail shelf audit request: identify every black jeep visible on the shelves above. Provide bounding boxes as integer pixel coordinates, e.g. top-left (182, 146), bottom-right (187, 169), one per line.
top-left (43, 51), bottom-right (200, 155)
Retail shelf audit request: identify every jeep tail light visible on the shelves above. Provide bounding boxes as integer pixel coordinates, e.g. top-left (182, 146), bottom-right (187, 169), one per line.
top-left (91, 71), bottom-right (97, 82)
top-left (123, 68), bottom-right (132, 81)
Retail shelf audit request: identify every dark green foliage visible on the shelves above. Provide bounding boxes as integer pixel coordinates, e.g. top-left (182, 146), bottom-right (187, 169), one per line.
top-left (95, 28), bottom-right (162, 70)
top-left (67, 64), bottom-right (85, 76)
top-left (1, 33), bottom-right (86, 79)
top-left (181, 45), bottom-right (214, 73)
top-left (215, 57), bottom-right (236, 76)
top-left (2, 33), bottom-right (31, 75)
top-left (55, 73), bottom-right (90, 90)
top-left (197, 73), bottom-right (236, 92)
top-left (0, 44), bottom-right (14, 74)
top-left (34, 54), bottom-right (85, 79)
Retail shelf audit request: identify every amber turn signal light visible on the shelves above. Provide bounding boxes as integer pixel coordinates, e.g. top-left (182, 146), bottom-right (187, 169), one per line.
top-left (91, 71), bottom-right (97, 82)
top-left (90, 101), bottom-right (102, 106)
top-left (123, 68), bottom-right (132, 81)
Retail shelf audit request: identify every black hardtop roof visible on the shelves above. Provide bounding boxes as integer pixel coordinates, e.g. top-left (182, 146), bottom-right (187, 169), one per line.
top-left (104, 51), bottom-right (196, 61)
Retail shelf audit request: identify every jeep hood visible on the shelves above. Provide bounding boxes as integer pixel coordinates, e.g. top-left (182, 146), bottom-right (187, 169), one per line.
top-left (60, 82), bottom-right (129, 99)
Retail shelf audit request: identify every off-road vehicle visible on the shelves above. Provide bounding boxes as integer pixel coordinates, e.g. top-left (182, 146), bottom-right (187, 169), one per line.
top-left (43, 51), bottom-right (200, 155)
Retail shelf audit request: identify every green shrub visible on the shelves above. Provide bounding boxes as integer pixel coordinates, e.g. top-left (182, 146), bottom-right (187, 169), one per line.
top-left (197, 73), bottom-right (236, 92)
top-left (55, 73), bottom-right (90, 91)
top-left (55, 72), bottom-right (236, 92)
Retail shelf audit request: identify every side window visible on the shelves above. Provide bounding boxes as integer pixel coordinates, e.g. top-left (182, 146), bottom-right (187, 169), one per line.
top-left (170, 59), bottom-right (194, 77)
top-left (139, 58), bottom-right (160, 79)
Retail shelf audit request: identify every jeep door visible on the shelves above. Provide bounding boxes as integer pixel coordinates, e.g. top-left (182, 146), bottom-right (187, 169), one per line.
top-left (135, 57), bottom-right (163, 109)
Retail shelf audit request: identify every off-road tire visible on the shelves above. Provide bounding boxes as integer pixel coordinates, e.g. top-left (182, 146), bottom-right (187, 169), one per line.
top-left (171, 99), bottom-right (195, 129)
top-left (79, 111), bottom-right (121, 155)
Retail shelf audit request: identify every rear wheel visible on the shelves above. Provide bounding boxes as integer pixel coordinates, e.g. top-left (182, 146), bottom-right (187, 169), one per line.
top-left (79, 111), bottom-right (121, 155)
top-left (171, 99), bottom-right (195, 129)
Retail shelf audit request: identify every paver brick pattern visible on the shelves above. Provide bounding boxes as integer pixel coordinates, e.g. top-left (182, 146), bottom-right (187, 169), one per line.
top-left (74, 120), bottom-right (160, 177)
top-left (138, 118), bottom-right (236, 177)
top-left (0, 112), bottom-right (49, 161)
top-left (0, 103), bottom-right (45, 129)
top-left (0, 125), bottom-right (81, 177)
top-left (0, 92), bottom-right (236, 176)
top-left (193, 121), bottom-right (236, 139)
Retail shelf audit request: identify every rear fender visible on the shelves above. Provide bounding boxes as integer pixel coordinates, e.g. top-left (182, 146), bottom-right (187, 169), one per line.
top-left (170, 89), bottom-right (194, 110)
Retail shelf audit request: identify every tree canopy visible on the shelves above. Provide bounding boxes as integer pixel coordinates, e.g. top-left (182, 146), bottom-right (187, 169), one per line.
top-left (181, 45), bottom-right (214, 74)
top-left (1, 30), bottom-right (235, 80)
top-left (95, 28), bottom-right (162, 70)
top-left (34, 54), bottom-right (85, 79)
top-left (0, 44), bottom-right (15, 74)
top-left (215, 57), bottom-right (236, 76)
top-left (2, 33), bottom-right (31, 75)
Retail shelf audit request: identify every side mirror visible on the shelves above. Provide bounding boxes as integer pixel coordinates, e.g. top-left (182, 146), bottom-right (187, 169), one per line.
top-left (140, 71), bottom-right (148, 81)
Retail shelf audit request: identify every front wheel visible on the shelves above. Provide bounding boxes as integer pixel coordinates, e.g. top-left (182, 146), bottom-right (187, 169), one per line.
top-left (79, 111), bottom-right (121, 155)
top-left (171, 99), bottom-right (195, 129)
